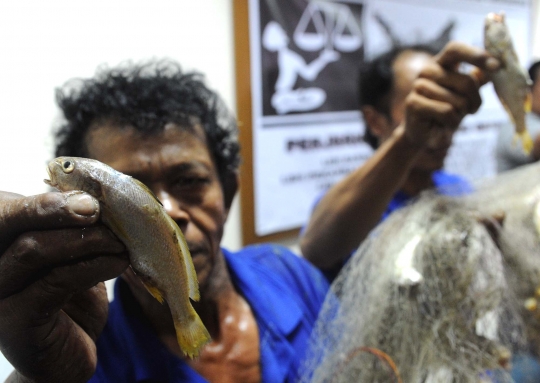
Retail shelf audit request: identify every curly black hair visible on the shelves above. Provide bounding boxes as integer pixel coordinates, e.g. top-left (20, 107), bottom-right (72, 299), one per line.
top-left (54, 60), bottom-right (240, 185)
top-left (358, 43), bottom-right (439, 149)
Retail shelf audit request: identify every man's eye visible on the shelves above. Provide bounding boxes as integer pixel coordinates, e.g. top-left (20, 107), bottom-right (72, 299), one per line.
top-left (175, 177), bottom-right (209, 187)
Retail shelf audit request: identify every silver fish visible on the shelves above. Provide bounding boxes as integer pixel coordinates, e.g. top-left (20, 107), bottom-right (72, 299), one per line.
top-left (45, 156), bottom-right (211, 358)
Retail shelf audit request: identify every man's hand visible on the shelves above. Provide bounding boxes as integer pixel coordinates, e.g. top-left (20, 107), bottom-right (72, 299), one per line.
top-left (402, 41), bottom-right (500, 149)
top-left (0, 191), bottom-right (129, 383)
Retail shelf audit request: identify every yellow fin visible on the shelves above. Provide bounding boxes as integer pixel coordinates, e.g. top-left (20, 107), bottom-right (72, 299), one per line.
top-left (174, 309), bottom-right (211, 358)
top-left (516, 130), bottom-right (533, 155)
top-left (525, 92), bottom-right (533, 113)
top-left (131, 177), bottom-right (163, 207)
top-left (141, 280), bottom-right (165, 304)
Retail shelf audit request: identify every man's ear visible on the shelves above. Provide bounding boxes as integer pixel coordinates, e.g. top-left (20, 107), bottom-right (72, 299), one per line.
top-left (361, 105), bottom-right (389, 140)
top-left (222, 172), bottom-right (239, 217)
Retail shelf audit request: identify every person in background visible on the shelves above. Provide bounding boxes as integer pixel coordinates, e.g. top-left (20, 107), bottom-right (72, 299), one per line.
top-left (496, 60), bottom-right (540, 172)
top-left (300, 42), bottom-right (497, 282)
top-left (0, 62), bottom-right (329, 383)
top-left (300, 43), bottom-right (540, 383)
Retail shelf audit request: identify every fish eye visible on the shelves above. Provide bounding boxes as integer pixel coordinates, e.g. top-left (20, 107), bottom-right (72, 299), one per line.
top-left (62, 160), bottom-right (75, 173)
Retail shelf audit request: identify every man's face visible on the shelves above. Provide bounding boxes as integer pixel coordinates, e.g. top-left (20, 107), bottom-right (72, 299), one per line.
top-left (377, 50), bottom-right (452, 172)
top-left (84, 122), bottom-right (231, 290)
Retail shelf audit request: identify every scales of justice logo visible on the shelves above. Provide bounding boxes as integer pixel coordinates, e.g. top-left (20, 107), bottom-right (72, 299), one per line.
top-left (262, 2), bottom-right (362, 115)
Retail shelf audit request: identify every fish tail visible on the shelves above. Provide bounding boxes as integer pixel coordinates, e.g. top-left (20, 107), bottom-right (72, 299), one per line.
top-left (515, 130), bottom-right (533, 155)
top-left (174, 307), bottom-right (211, 359)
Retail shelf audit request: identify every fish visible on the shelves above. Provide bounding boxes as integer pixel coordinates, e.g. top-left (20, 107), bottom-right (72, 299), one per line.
top-left (484, 12), bottom-right (533, 154)
top-left (44, 156), bottom-right (211, 358)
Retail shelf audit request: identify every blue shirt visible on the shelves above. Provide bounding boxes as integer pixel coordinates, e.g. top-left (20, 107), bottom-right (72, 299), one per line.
top-left (382, 170), bottom-right (472, 220)
top-left (89, 244), bottom-right (329, 383)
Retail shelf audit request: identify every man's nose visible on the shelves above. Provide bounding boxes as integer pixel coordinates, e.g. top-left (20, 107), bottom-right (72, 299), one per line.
top-left (154, 189), bottom-right (189, 232)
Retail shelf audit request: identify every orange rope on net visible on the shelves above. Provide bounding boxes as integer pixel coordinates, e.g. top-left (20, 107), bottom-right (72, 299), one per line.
top-left (331, 346), bottom-right (403, 383)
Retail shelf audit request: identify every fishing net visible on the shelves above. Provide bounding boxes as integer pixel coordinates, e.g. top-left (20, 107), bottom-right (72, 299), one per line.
top-left (299, 162), bottom-right (540, 383)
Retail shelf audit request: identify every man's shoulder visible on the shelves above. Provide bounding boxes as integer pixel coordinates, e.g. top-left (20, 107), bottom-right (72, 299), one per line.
top-left (227, 243), bottom-right (300, 264)
top-left (226, 244), bottom-right (318, 275)
top-left (223, 244), bottom-right (329, 300)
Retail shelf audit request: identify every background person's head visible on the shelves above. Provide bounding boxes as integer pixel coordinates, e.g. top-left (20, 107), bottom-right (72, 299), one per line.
top-left (358, 44), bottom-right (452, 172)
top-left (528, 61), bottom-right (540, 115)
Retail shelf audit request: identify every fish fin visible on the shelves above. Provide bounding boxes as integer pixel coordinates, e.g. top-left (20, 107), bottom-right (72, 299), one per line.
top-left (525, 92), bottom-right (533, 113)
top-left (515, 130), bottom-right (533, 155)
top-left (141, 280), bottom-right (166, 304)
top-left (164, 213), bottom-right (200, 301)
top-left (131, 177), bottom-right (163, 207)
top-left (174, 308), bottom-right (211, 359)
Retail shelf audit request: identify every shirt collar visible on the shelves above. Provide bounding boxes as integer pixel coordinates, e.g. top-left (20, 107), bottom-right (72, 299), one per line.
top-left (222, 247), bottom-right (303, 336)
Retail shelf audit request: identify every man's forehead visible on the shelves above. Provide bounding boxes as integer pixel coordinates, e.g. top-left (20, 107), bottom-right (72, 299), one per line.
top-left (393, 51), bottom-right (432, 81)
top-left (84, 121), bottom-right (210, 164)
top-left (86, 121), bottom-right (206, 146)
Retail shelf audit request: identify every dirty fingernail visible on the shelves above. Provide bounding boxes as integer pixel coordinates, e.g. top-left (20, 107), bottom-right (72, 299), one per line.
top-left (67, 194), bottom-right (98, 216)
top-left (486, 57), bottom-right (500, 71)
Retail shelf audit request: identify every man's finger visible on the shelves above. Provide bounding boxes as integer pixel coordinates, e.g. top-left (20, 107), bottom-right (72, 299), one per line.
top-left (0, 303), bottom-right (102, 383)
top-left (0, 192), bottom-right (99, 245)
top-left (8, 253), bottom-right (129, 317)
top-left (436, 41), bottom-right (500, 72)
top-left (62, 284), bottom-right (109, 342)
top-left (406, 92), bottom-right (463, 128)
top-left (0, 226), bottom-right (126, 298)
top-left (470, 67), bottom-right (491, 87)
top-left (414, 78), bottom-right (470, 116)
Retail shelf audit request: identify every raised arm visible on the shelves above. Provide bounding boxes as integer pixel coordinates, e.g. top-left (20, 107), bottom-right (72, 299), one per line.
top-left (300, 42), bottom-right (499, 271)
top-left (0, 191), bottom-right (128, 383)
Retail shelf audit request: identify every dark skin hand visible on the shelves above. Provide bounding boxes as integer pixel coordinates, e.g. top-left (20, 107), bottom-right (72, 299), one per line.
top-left (0, 191), bottom-right (129, 383)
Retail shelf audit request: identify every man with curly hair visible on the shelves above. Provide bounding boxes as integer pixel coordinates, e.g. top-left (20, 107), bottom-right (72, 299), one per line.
top-left (0, 61), bottom-right (328, 383)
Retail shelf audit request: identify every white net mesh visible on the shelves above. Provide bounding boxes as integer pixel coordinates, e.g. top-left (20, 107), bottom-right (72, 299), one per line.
top-left (300, 162), bottom-right (540, 383)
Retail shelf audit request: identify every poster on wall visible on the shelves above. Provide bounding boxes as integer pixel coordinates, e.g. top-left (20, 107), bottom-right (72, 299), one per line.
top-left (238, 0), bottom-right (531, 240)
